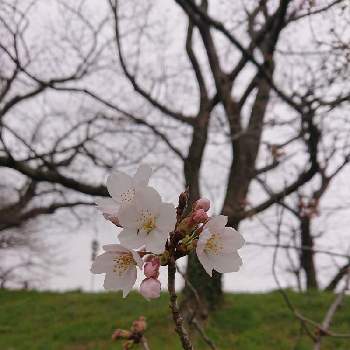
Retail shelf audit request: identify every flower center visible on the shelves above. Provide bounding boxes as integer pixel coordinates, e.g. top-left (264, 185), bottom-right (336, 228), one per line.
top-left (142, 216), bottom-right (156, 233)
top-left (137, 210), bottom-right (156, 234)
top-left (113, 253), bottom-right (134, 275)
top-left (204, 233), bottom-right (222, 255)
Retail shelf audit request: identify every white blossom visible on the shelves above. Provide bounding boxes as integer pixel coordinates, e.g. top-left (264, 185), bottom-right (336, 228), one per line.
top-left (91, 244), bottom-right (143, 297)
top-left (196, 215), bottom-right (245, 276)
top-left (118, 187), bottom-right (176, 254)
top-left (95, 164), bottom-right (152, 218)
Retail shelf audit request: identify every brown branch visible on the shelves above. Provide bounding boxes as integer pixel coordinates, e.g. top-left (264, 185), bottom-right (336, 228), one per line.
top-left (245, 241), bottom-right (350, 260)
top-left (174, 0), bottom-right (301, 113)
top-left (140, 336), bottom-right (151, 350)
top-left (272, 208), bottom-right (350, 346)
top-left (314, 268), bottom-right (350, 350)
top-left (168, 257), bottom-right (194, 350)
top-left (51, 86), bottom-right (185, 160)
top-left (108, 0), bottom-right (194, 126)
top-left (176, 265), bottom-right (217, 350)
top-left (325, 262), bottom-right (350, 292)
top-left (0, 155), bottom-right (108, 196)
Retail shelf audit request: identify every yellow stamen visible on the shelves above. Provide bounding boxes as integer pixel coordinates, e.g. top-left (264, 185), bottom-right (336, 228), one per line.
top-left (112, 253), bottom-right (134, 275)
top-left (143, 216), bottom-right (156, 233)
top-left (204, 233), bottom-right (222, 254)
top-left (137, 210), bottom-right (156, 234)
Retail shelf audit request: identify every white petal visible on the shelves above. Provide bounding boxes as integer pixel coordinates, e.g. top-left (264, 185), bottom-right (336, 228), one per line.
top-left (118, 205), bottom-right (139, 229)
top-left (209, 251), bottom-right (242, 273)
top-left (145, 229), bottom-right (168, 254)
top-left (122, 267), bottom-right (137, 297)
top-left (131, 250), bottom-right (144, 269)
top-left (196, 250), bottom-right (213, 276)
top-left (102, 244), bottom-right (128, 253)
top-left (156, 203), bottom-right (177, 232)
top-left (134, 187), bottom-right (161, 216)
top-left (107, 171), bottom-right (134, 202)
top-left (196, 229), bottom-right (212, 255)
top-left (95, 197), bottom-right (119, 215)
top-left (119, 227), bottom-right (147, 250)
top-left (220, 228), bottom-right (245, 253)
top-left (91, 252), bottom-right (114, 274)
top-left (133, 164), bottom-right (152, 188)
top-left (204, 215), bottom-right (228, 233)
top-left (103, 271), bottom-right (124, 291)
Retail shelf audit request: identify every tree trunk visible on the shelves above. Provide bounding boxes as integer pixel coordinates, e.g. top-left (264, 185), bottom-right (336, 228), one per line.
top-left (181, 117), bottom-right (224, 315)
top-left (300, 217), bottom-right (318, 290)
top-left (184, 253), bottom-right (222, 317)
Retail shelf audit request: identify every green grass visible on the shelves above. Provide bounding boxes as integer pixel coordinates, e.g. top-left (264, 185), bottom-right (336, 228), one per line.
top-left (0, 289), bottom-right (349, 350)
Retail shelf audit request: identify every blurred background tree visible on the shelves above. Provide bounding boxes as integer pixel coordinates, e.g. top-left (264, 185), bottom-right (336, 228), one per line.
top-left (1, 0), bottom-right (350, 316)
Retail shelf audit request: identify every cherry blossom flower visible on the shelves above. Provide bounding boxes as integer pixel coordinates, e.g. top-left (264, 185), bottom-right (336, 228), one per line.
top-left (95, 164), bottom-right (152, 219)
top-left (196, 215), bottom-right (245, 276)
top-left (118, 187), bottom-right (176, 254)
top-left (91, 244), bottom-right (143, 297)
top-left (139, 278), bottom-right (161, 299)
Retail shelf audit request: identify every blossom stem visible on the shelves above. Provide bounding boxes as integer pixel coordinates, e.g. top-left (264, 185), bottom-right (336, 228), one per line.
top-left (168, 256), bottom-right (194, 350)
top-left (140, 336), bottom-right (151, 350)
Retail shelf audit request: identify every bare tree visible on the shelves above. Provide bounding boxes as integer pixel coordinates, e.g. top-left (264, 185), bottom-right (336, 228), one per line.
top-left (1, 0), bottom-right (350, 316)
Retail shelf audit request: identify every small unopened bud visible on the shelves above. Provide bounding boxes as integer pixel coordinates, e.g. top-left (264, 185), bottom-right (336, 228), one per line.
top-left (132, 316), bottom-right (147, 333)
top-left (144, 256), bottom-right (160, 278)
top-left (191, 209), bottom-right (208, 224)
top-left (194, 198), bottom-right (210, 212)
top-left (179, 191), bottom-right (189, 208)
top-left (177, 190), bottom-right (189, 219)
top-left (140, 278), bottom-right (161, 300)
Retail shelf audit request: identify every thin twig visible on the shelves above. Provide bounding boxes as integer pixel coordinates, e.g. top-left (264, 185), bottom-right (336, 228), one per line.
top-left (176, 264), bottom-right (202, 307)
top-left (140, 336), bottom-right (151, 350)
top-left (271, 207), bottom-right (317, 341)
top-left (176, 264), bottom-right (218, 350)
top-left (191, 318), bottom-right (217, 350)
top-left (168, 258), bottom-right (194, 350)
top-left (313, 268), bottom-right (350, 350)
top-left (246, 240), bottom-right (350, 259)
top-left (272, 208), bottom-right (350, 345)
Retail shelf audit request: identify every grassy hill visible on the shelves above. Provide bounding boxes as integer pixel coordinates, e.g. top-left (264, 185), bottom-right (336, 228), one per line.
top-left (0, 289), bottom-right (349, 350)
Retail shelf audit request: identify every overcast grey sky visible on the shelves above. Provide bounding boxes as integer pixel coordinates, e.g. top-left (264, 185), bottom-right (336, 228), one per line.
top-left (2, 0), bottom-right (350, 294)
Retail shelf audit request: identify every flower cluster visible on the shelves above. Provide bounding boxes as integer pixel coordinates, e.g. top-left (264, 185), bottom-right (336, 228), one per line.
top-left (91, 165), bottom-right (245, 298)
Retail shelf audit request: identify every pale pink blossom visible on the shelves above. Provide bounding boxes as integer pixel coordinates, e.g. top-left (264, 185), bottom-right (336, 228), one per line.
top-left (91, 244), bottom-right (143, 297)
top-left (194, 198), bottom-right (210, 212)
top-left (144, 256), bottom-right (160, 278)
top-left (95, 164), bottom-right (152, 219)
top-left (191, 209), bottom-right (208, 224)
top-left (196, 215), bottom-right (245, 276)
top-left (139, 278), bottom-right (161, 300)
top-left (118, 187), bottom-right (176, 254)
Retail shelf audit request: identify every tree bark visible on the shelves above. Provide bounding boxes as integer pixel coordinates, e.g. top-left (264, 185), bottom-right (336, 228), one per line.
top-left (300, 217), bottom-right (318, 290)
top-left (182, 116), bottom-right (223, 315)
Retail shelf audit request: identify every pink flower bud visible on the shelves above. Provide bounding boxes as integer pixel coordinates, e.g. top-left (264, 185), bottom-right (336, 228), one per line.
top-left (191, 209), bottom-right (208, 224)
top-left (144, 256), bottom-right (160, 278)
top-left (194, 198), bottom-right (210, 212)
top-left (140, 278), bottom-right (161, 300)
